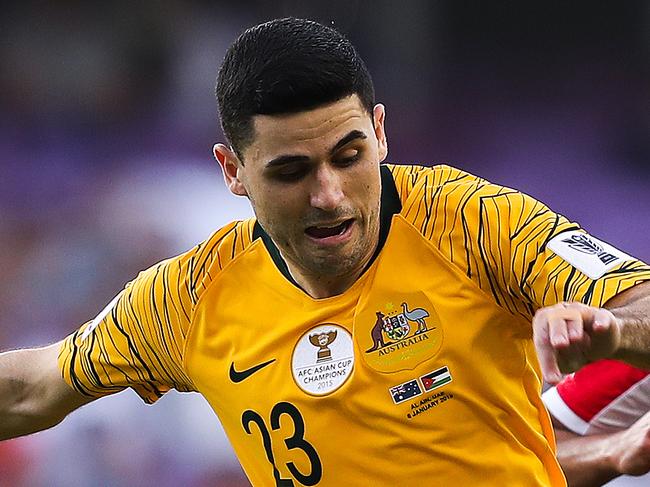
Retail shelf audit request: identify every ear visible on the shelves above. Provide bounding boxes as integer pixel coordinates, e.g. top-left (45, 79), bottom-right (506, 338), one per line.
top-left (213, 143), bottom-right (248, 196)
top-left (373, 104), bottom-right (388, 162)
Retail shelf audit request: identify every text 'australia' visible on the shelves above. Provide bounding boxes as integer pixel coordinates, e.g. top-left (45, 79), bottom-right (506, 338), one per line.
top-left (378, 333), bottom-right (430, 356)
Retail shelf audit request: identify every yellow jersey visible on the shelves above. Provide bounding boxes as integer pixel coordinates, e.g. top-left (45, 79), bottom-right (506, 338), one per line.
top-left (59, 164), bottom-right (650, 486)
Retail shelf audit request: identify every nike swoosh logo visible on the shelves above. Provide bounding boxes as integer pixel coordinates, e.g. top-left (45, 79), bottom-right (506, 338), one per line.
top-left (229, 359), bottom-right (276, 383)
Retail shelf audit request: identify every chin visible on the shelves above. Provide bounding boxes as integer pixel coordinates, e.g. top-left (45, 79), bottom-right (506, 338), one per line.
top-left (309, 248), bottom-right (368, 277)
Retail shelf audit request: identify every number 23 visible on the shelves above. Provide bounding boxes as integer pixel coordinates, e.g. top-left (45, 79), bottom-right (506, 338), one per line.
top-left (242, 402), bottom-right (322, 486)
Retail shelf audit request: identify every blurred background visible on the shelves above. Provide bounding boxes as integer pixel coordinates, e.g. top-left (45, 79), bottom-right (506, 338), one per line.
top-left (0, 1), bottom-right (648, 485)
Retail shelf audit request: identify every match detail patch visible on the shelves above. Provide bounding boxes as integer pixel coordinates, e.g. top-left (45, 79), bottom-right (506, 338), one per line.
top-left (548, 230), bottom-right (632, 279)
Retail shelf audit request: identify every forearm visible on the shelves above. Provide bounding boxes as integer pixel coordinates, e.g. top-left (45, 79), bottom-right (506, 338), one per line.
top-left (607, 282), bottom-right (650, 368)
top-left (612, 301), bottom-right (650, 368)
top-left (1, 348), bottom-right (58, 439)
top-left (0, 344), bottom-right (86, 441)
top-left (554, 429), bottom-right (620, 487)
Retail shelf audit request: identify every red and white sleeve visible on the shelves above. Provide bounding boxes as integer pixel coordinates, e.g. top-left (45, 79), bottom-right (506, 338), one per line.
top-left (543, 360), bottom-right (650, 435)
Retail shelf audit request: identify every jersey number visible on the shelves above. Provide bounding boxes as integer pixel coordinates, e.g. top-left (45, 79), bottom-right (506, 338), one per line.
top-left (242, 402), bottom-right (322, 486)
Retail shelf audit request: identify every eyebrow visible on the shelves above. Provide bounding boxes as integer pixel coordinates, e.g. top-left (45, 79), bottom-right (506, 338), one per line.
top-left (265, 129), bottom-right (368, 168)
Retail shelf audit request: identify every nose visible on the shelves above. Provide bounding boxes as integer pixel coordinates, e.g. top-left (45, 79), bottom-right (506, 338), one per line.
top-left (309, 164), bottom-right (345, 210)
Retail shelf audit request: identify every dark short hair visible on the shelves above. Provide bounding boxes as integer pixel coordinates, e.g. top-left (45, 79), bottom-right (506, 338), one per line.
top-left (216, 17), bottom-right (375, 156)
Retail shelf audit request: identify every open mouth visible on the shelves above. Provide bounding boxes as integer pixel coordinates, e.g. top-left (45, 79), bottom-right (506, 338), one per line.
top-left (305, 219), bottom-right (354, 239)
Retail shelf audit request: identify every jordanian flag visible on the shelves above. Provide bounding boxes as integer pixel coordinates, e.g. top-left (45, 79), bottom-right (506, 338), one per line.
top-left (420, 366), bottom-right (452, 392)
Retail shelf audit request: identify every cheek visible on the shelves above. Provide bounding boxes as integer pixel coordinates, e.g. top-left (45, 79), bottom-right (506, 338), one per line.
top-left (352, 168), bottom-right (380, 205)
top-left (254, 190), bottom-right (302, 227)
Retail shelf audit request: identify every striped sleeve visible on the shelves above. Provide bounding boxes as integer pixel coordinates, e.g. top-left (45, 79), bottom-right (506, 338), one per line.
top-left (389, 163), bottom-right (650, 320)
top-left (58, 219), bottom-right (255, 404)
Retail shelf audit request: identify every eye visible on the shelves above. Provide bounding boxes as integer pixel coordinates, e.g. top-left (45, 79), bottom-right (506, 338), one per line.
top-left (334, 149), bottom-right (361, 166)
top-left (269, 165), bottom-right (310, 182)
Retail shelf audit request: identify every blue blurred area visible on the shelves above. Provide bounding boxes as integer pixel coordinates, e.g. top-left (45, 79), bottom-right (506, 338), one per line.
top-left (0, 1), bottom-right (648, 485)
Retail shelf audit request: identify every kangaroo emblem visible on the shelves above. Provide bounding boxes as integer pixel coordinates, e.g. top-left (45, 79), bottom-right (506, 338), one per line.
top-left (365, 311), bottom-right (393, 352)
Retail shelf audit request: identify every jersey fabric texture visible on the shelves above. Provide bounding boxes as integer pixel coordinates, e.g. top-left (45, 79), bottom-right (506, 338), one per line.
top-left (59, 164), bottom-right (650, 486)
top-left (543, 361), bottom-right (650, 487)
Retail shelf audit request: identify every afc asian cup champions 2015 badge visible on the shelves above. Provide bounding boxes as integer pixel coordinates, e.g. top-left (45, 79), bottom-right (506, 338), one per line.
top-left (291, 324), bottom-right (354, 396)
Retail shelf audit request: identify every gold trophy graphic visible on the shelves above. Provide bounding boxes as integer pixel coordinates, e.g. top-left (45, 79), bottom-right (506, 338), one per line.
top-left (309, 330), bottom-right (338, 363)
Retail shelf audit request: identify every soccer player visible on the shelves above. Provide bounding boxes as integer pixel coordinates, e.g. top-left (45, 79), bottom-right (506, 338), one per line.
top-left (544, 360), bottom-right (650, 486)
top-left (1, 17), bottom-right (650, 486)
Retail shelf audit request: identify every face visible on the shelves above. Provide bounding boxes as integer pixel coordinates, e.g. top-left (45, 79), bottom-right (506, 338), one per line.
top-left (215, 95), bottom-right (388, 295)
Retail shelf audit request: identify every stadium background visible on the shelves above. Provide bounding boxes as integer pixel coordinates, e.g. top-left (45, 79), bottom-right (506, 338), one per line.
top-left (0, 1), bottom-right (648, 485)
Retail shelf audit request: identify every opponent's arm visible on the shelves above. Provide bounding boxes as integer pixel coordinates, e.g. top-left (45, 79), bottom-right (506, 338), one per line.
top-left (552, 412), bottom-right (650, 487)
top-left (609, 282), bottom-right (650, 368)
top-left (534, 281), bottom-right (650, 384)
top-left (0, 341), bottom-right (94, 440)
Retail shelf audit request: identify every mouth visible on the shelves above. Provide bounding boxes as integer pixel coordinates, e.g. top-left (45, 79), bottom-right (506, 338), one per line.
top-left (305, 219), bottom-right (355, 243)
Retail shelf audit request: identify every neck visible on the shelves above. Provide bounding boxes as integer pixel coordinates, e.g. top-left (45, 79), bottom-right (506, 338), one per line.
top-left (284, 262), bottom-right (367, 299)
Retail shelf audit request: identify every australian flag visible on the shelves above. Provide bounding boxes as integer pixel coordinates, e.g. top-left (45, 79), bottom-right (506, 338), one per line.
top-left (389, 379), bottom-right (422, 404)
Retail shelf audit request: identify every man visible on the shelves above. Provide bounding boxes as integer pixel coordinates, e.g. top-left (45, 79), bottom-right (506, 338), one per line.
top-left (1, 17), bottom-right (650, 486)
top-left (544, 360), bottom-right (650, 486)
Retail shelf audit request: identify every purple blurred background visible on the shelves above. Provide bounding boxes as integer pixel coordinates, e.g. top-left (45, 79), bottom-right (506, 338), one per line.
top-left (1, 1), bottom-right (648, 485)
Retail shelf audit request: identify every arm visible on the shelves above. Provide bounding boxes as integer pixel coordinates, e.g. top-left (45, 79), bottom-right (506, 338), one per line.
top-left (552, 412), bottom-right (650, 487)
top-left (0, 341), bottom-right (94, 440)
top-left (534, 280), bottom-right (650, 384)
top-left (1, 241), bottom-right (205, 435)
top-left (608, 282), bottom-right (650, 368)
top-left (0, 228), bottom-right (210, 440)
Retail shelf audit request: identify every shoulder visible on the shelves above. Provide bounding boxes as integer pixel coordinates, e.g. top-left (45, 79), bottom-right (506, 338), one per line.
top-left (187, 217), bottom-right (257, 273)
top-left (384, 162), bottom-right (541, 236)
top-left (138, 218), bottom-right (258, 305)
top-left (384, 163), bottom-right (486, 205)
top-left (384, 162), bottom-right (525, 214)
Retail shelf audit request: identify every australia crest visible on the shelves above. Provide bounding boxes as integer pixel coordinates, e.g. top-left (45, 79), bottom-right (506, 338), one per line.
top-left (357, 296), bottom-right (443, 373)
top-left (366, 302), bottom-right (431, 351)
